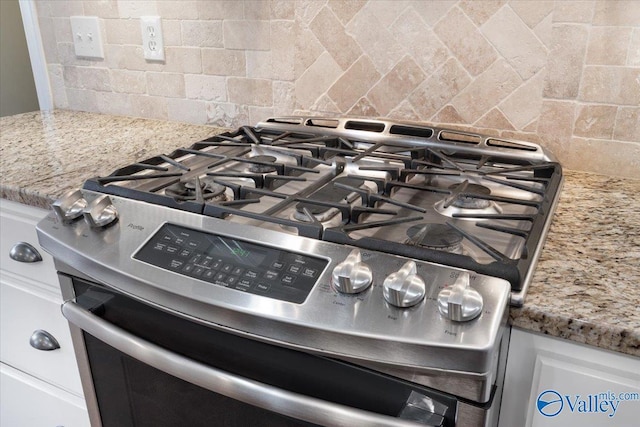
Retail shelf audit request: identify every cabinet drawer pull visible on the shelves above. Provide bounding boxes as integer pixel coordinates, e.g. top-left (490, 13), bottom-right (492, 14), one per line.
top-left (29, 330), bottom-right (60, 351)
top-left (9, 242), bottom-right (42, 263)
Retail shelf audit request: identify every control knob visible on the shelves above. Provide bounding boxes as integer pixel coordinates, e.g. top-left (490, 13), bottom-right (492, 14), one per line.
top-left (437, 272), bottom-right (483, 321)
top-left (332, 249), bottom-right (372, 294)
top-left (383, 261), bottom-right (425, 308)
top-left (83, 195), bottom-right (119, 228)
top-left (52, 189), bottom-right (87, 223)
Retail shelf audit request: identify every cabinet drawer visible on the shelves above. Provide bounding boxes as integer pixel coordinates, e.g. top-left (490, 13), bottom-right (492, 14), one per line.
top-left (0, 278), bottom-right (83, 395)
top-left (1, 363), bottom-right (89, 427)
top-left (0, 200), bottom-right (58, 290)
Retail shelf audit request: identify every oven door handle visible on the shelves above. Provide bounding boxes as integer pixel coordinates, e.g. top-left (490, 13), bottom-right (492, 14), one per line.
top-left (62, 300), bottom-right (443, 427)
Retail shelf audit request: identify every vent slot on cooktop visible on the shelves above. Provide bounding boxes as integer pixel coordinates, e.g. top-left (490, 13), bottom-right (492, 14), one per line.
top-left (389, 125), bottom-right (434, 139)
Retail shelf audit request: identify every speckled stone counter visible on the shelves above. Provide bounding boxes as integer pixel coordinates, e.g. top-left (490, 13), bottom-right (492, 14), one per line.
top-left (2, 110), bottom-right (639, 357)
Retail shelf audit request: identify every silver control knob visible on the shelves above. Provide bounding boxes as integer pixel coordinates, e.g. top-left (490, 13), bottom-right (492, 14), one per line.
top-left (383, 261), bottom-right (425, 308)
top-left (52, 189), bottom-right (87, 222)
top-left (332, 249), bottom-right (372, 294)
top-left (83, 195), bottom-right (118, 228)
top-left (437, 273), bottom-right (483, 321)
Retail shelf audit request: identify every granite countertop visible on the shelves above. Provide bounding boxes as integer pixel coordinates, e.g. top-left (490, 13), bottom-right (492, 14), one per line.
top-left (1, 110), bottom-right (639, 357)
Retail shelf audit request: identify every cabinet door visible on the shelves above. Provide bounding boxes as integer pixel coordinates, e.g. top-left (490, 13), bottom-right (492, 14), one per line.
top-left (499, 328), bottom-right (640, 427)
top-left (1, 363), bottom-right (89, 427)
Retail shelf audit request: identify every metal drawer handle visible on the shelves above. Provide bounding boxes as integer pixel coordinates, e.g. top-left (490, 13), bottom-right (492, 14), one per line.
top-left (29, 329), bottom-right (60, 351)
top-left (9, 242), bottom-right (43, 263)
top-left (62, 301), bottom-right (440, 427)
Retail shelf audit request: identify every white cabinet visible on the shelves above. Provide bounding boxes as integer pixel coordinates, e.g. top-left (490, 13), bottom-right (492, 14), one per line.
top-left (0, 199), bottom-right (89, 426)
top-left (499, 328), bottom-right (640, 427)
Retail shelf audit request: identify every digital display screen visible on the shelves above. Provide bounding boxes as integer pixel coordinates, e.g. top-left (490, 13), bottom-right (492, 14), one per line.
top-left (203, 235), bottom-right (268, 268)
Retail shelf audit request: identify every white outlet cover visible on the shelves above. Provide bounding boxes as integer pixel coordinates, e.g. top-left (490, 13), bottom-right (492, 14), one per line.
top-left (141, 16), bottom-right (165, 61)
top-left (70, 16), bottom-right (104, 59)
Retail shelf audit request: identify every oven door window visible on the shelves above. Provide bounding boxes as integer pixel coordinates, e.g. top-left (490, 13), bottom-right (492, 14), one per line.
top-left (69, 277), bottom-right (457, 427)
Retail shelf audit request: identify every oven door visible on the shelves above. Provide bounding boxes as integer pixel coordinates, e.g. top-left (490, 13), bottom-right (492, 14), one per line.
top-left (59, 274), bottom-right (458, 427)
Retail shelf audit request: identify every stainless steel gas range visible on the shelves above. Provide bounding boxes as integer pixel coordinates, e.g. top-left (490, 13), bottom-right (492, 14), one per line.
top-left (37, 117), bottom-right (563, 427)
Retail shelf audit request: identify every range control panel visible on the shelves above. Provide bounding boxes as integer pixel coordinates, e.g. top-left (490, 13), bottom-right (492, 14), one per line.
top-left (134, 223), bottom-right (329, 303)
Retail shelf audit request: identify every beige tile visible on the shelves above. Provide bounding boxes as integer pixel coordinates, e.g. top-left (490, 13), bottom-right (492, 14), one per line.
top-left (270, 1), bottom-right (295, 20)
top-left (147, 72), bottom-right (185, 98)
top-left (346, 7), bottom-right (405, 74)
top-left (410, 0), bottom-right (457, 26)
top-left (185, 74), bottom-right (226, 101)
top-left (131, 95), bottom-right (168, 120)
top-left (104, 18), bottom-right (139, 45)
top-left (309, 6), bottom-right (362, 70)
top-left (388, 100), bottom-right (420, 122)
top-left (522, 120), bottom-right (538, 132)
top-left (475, 108), bottom-right (515, 130)
top-left (346, 97), bottom-right (380, 118)
top-left (47, 64), bottom-right (69, 108)
top-left (244, 1), bottom-right (271, 20)
top-left (579, 66), bottom-right (640, 105)
top-left (552, 1), bottom-right (595, 23)
top-left (167, 98), bottom-right (208, 124)
top-left (249, 106), bottom-right (275, 124)
top-left (573, 104), bottom-right (617, 139)
top-left (614, 107), bottom-right (640, 142)
top-left (202, 49), bottom-right (246, 76)
top-left (592, 0), bottom-right (640, 26)
top-left (182, 21), bottom-right (223, 48)
top-left (66, 88), bottom-right (99, 113)
top-left (48, 1), bottom-right (84, 17)
top-left (163, 47), bottom-right (202, 73)
top-left (327, 55), bottom-right (381, 112)
top-left (586, 26), bottom-right (633, 66)
top-left (536, 100), bottom-right (576, 148)
top-left (499, 69), bottom-right (546, 130)
top-left (63, 66), bottom-right (112, 91)
top-left (431, 105), bottom-right (465, 124)
top-left (295, 0), bottom-right (326, 26)
top-left (311, 94), bottom-right (341, 115)
top-left (509, 1), bottom-right (554, 28)
top-left (272, 81), bottom-right (296, 115)
top-left (156, 1), bottom-right (199, 19)
top-left (271, 21), bottom-right (295, 81)
top-left (481, 6), bottom-right (548, 79)
top-left (295, 52), bottom-right (342, 108)
top-left (227, 78), bottom-right (273, 107)
top-left (162, 20), bottom-right (182, 47)
top-left (52, 18), bottom-right (73, 44)
top-left (223, 20), bottom-right (270, 51)
top-left (533, 11), bottom-right (553, 49)
top-left (105, 44), bottom-right (163, 71)
top-left (95, 92), bottom-right (133, 117)
top-left (361, 0), bottom-right (411, 28)
top-left (561, 138), bottom-right (640, 179)
top-left (458, 0), bottom-right (505, 26)
top-left (409, 58), bottom-right (471, 118)
top-left (37, 16), bottom-right (59, 64)
top-left (367, 56), bottom-right (426, 116)
top-left (543, 24), bottom-right (588, 99)
top-left (433, 6), bottom-right (497, 76)
top-left (328, 0), bottom-right (366, 25)
top-left (197, 1), bottom-right (244, 19)
top-left (117, 1), bottom-right (157, 18)
top-left (246, 51), bottom-right (274, 80)
top-left (57, 43), bottom-right (98, 67)
top-left (450, 59), bottom-right (522, 123)
top-left (206, 102), bottom-right (249, 127)
top-left (294, 24), bottom-right (325, 79)
top-left (110, 69), bottom-right (146, 94)
top-left (390, 8), bottom-right (449, 75)
top-left (83, 0), bottom-right (120, 18)
top-left (629, 29), bottom-right (640, 66)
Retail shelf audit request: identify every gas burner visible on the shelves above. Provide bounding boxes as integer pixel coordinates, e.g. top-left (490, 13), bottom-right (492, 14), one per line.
top-left (406, 224), bottom-right (464, 254)
top-left (449, 183), bottom-right (491, 209)
top-left (165, 177), bottom-right (228, 202)
top-left (247, 155), bottom-right (278, 174)
top-left (434, 182), bottom-right (502, 219)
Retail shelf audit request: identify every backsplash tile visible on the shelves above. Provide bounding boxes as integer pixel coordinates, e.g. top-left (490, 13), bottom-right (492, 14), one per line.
top-left (34, 0), bottom-right (639, 178)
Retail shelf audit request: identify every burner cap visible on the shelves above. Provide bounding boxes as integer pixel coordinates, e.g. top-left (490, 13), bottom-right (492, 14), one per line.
top-left (449, 183), bottom-right (491, 209)
top-left (166, 177), bottom-right (226, 201)
top-left (406, 224), bottom-right (463, 250)
top-left (247, 155), bottom-right (278, 173)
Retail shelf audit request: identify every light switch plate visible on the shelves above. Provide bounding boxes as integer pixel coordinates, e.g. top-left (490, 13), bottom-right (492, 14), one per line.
top-left (70, 16), bottom-right (104, 59)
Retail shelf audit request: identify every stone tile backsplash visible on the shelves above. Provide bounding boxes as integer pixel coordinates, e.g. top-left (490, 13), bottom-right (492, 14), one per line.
top-left (36, 0), bottom-right (639, 177)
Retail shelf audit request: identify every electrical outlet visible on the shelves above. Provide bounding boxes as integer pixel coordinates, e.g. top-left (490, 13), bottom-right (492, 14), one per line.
top-left (141, 16), bottom-right (165, 61)
top-left (70, 16), bottom-right (104, 59)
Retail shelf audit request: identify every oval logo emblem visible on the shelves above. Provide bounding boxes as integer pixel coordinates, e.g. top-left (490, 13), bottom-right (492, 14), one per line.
top-left (537, 390), bottom-right (563, 417)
